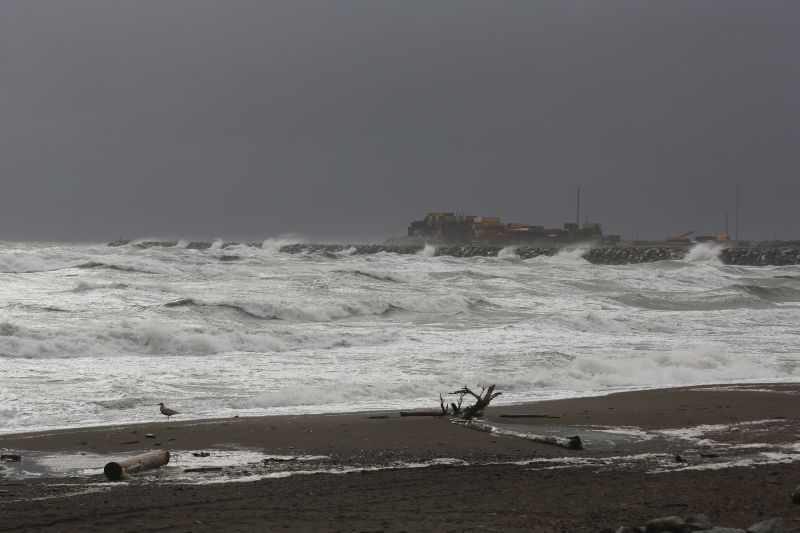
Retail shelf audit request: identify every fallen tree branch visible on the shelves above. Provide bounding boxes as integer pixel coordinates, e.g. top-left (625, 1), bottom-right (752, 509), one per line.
top-left (447, 385), bottom-right (502, 420)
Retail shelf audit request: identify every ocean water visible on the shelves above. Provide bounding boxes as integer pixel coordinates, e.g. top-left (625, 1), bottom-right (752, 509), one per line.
top-left (1, 241), bottom-right (798, 434)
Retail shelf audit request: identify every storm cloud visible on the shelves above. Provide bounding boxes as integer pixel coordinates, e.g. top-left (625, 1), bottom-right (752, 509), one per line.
top-left (1, 1), bottom-right (798, 242)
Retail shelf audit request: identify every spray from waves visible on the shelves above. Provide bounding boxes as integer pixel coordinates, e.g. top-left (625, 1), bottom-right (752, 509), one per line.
top-left (684, 242), bottom-right (725, 263)
top-left (553, 245), bottom-right (593, 261)
top-left (0, 248), bottom-right (92, 273)
top-left (176, 239), bottom-right (190, 248)
top-left (416, 244), bottom-right (437, 257)
top-left (497, 246), bottom-right (519, 259)
top-left (0, 254), bottom-right (60, 273)
top-left (209, 239), bottom-right (224, 250)
top-left (261, 235), bottom-right (305, 254)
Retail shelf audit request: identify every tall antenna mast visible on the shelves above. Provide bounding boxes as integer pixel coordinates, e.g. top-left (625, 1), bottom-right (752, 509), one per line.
top-left (576, 186), bottom-right (580, 228)
top-left (735, 185), bottom-right (740, 241)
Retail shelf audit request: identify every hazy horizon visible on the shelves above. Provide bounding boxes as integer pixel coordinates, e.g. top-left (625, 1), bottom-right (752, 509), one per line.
top-left (2, 1), bottom-right (798, 242)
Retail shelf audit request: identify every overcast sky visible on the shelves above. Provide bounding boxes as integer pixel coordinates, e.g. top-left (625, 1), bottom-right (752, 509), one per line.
top-left (1, 1), bottom-right (798, 242)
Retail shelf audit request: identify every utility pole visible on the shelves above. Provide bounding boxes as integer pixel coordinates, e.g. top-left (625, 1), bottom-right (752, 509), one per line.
top-left (576, 186), bottom-right (580, 228)
top-left (725, 212), bottom-right (729, 236)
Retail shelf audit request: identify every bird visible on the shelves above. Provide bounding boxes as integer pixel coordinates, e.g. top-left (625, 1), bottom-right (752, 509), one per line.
top-left (157, 402), bottom-right (180, 419)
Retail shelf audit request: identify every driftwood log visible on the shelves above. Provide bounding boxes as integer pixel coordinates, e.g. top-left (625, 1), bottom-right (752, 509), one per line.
top-left (463, 420), bottom-right (583, 449)
top-left (406, 384), bottom-right (584, 449)
top-left (104, 449), bottom-right (170, 480)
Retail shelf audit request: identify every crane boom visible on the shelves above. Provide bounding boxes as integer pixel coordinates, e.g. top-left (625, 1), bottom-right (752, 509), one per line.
top-left (666, 230), bottom-right (695, 242)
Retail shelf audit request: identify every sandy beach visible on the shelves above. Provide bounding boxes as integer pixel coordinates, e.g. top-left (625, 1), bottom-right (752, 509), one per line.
top-left (2, 384), bottom-right (800, 532)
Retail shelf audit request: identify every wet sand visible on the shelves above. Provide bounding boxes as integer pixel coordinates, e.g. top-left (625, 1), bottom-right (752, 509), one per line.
top-left (2, 384), bottom-right (799, 532)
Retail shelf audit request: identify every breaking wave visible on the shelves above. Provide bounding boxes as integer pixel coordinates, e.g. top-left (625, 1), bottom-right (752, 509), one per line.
top-left (0, 254), bottom-right (67, 273)
top-left (75, 261), bottom-right (153, 273)
top-left (3, 240), bottom-right (800, 433)
top-left (162, 294), bottom-right (474, 322)
top-left (562, 345), bottom-right (792, 389)
top-left (72, 280), bottom-right (129, 292)
top-left (733, 283), bottom-right (800, 303)
top-left (335, 269), bottom-right (405, 283)
top-left (0, 320), bottom-right (402, 359)
top-left (613, 283), bottom-right (800, 311)
top-left (261, 236), bottom-right (304, 254)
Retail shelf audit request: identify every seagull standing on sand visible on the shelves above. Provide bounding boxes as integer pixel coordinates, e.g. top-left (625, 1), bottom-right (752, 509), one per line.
top-left (157, 402), bottom-right (179, 419)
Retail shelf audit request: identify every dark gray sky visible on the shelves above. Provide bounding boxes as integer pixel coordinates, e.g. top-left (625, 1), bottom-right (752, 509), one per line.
top-left (1, 1), bottom-right (798, 242)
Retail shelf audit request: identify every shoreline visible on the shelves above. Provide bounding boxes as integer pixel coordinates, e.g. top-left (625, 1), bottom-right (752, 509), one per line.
top-left (4, 379), bottom-right (799, 439)
top-left (2, 383), bottom-right (799, 531)
top-left (2, 382), bottom-right (798, 453)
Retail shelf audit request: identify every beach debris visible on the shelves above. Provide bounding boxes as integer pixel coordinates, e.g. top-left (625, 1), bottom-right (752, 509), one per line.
top-left (685, 514), bottom-right (712, 531)
top-left (499, 414), bottom-right (561, 419)
top-left (748, 517), bottom-right (787, 533)
top-left (1, 454), bottom-right (22, 462)
top-left (400, 411), bottom-right (445, 417)
top-left (262, 457), bottom-right (297, 464)
top-left (104, 449), bottom-right (170, 480)
top-left (644, 515), bottom-right (686, 532)
top-left (192, 452), bottom-right (210, 457)
top-left (157, 402), bottom-right (180, 419)
top-left (184, 466), bottom-right (223, 473)
top-left (792, 483), bottom-right (800, 504)
top-left (145, 433), bottom-right (156, 438)
top-left (597, 514), bottom-right (782, 533)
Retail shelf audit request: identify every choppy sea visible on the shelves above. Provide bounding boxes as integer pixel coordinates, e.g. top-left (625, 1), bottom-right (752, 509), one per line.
top-left (1, 240), bottom-right (798, 434)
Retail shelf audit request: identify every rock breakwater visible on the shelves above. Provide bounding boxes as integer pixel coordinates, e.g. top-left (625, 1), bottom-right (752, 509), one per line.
top-left (108, 241), bottom-right (800, 266)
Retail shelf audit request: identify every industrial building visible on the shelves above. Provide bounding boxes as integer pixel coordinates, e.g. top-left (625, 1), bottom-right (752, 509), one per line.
top-left (407, 212), bottom-right (619, 245)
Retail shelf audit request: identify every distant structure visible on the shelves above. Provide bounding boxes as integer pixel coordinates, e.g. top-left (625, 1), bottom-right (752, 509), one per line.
top-left (407, 212), bottom-right (619, 245)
